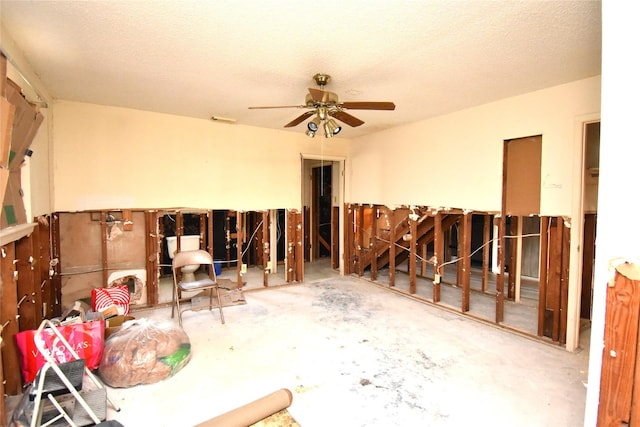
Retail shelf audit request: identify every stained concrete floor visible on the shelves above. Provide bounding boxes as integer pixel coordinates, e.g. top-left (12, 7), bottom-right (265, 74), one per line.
top-left (6, 259), bottom-right (589, 426)
top-left (102, 259), bottom-right (589, 426)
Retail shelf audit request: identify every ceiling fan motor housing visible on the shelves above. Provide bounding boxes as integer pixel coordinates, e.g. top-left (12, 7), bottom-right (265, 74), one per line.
top-left (313, 73), bottom-right (331, 86)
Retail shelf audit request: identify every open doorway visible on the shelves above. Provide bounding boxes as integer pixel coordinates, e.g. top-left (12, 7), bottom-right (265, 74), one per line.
top-left (301, 155), bottom-right (345, 274)
top-left (312, 164), bottom-right (332, 259)
top-left (580, 121), bottom-right (600, 323)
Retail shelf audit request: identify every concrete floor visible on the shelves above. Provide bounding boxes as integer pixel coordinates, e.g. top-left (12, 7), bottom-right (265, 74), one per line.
top-left (7, 259), bottom-right (589, 426)
top-left (104, 259), bottom-right (589, 426)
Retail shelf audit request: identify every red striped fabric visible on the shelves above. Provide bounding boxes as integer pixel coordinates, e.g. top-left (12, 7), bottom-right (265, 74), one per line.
top-left (91, 285), bottom-right (130, 315)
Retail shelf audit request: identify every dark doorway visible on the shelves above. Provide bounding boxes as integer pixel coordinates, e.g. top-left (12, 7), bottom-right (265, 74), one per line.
top-left (312, 165), bottom-right (332, 258)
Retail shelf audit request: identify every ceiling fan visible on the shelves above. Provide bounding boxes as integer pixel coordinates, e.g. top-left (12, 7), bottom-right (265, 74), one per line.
top-left (248, 73), bottom-right (396, 138)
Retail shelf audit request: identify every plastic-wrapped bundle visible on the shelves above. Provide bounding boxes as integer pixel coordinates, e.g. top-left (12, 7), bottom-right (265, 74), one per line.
top-left (98, 318), bottom-right (191, 388)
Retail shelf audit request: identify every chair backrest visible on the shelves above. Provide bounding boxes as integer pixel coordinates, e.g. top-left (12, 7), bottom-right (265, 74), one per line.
top-left (172, 249), bottom-right (214, 270)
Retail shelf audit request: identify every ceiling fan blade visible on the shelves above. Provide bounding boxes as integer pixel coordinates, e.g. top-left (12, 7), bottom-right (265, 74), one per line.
top-left (330, 110), bottom-right (365, 127)
top-left (248, 105), bottom-right (305, 109)
top-left (308, 88), bottom-right (332, 103)
top-left (340, 101), bottom-right (396, 111)
top-left (284, 110), bottom-right (315, 128)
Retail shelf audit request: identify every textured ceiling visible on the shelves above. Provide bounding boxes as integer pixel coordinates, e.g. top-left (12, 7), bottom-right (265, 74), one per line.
top-left (0, 1), bottom-right (601, 138)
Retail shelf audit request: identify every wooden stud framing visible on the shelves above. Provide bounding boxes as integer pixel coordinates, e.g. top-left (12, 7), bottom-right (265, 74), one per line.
top-left (203, 211), bottom-right (214, 282)
top-left (342, 204), bottom-right (348, 274)
top-left (420, 242), bottom-right (427, 277)
top-left (456, 219), bottom-right (463, 285)
top-left (175, 211), bottom-right (184, 288)
top-left (286, 210), bottom-right (295, 282)
top-left (461, 212), bottom-right (472, 312)
top-left (432, 212), bottom-right (443, 302)
top-left (176, 211), bottom-right (184, 249)
top-left (42, 220), bottom-right (52, 315)
top-left (388, 208), bottom-right (396, 287)
top-left (262, 210), bottom-right (270, 286)
top-left (145, 210), bottom-right (159, 306)
top-left (581, 214), bottom-right (597, 319)
top-left (31, 223), bottom-right (45, 326)
top-left (343, 204), bottom-right (353, 275)
top-left (357, 204), bottom-right (365, 276)
top-left (409, 217), bottom-right (417, 294)
top-left (548, 217), bottom-right (563, 342)
top-left (305, 206), bottom-right (311, 262)
top-left (442, 228), bottom-right (450, 283)
top-left (16, 234), bottom-right (38, 330)
top-left (560, 219), bottom-right (571, 344)
top-left (496, 214), bottom-right (506, 323)
top-left (207, 210), bottom-right (214, 258)
top-left (283, 209), bottom-right (303, 283)
top-left (482, 214), bottom-right (491, 292)
top-left (508, 216), bottom-right (518, 300)
top-left (100, 211), bottom-right (108, 287)
top-left (237, 211), bottom-right (244, 286)
top-left (36, 217), bottom-right (53, 319)
top-left (536, 216), bottom-right (571, 343)
top-left (122, 209), bottom-right (133, 231)
top-left (51, 213), bottom-right (62, 318)
top-left (225, 212), bottom-right (233, 263)
top-left (199, 213), bottom-right (206, 250)
top-left (331, 206), bottom-right (339, 270)
top-left (1, 243), bottom-right (21, 394)
top-left (538, 216), bottom-right (549, 337)
top-left (452, 222), bottom-right (459, 284)
top-left (295, 210), bottom-right (304, 282)
top-left (0, 340), bottom-right (4, 427)
top-left (370, 207), bottom-right (378, 281)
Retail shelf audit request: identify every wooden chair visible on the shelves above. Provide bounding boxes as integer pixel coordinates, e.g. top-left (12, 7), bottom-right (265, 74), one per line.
top-left (171, 250), bottom-right (225, 326)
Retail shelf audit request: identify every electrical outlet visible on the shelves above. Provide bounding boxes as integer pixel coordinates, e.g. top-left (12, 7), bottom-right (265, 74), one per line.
top-left (434, 274), bottom-right (441, 285)
top-left (266, 261), bottom-right (272, 271)
top-left (241, 264), bottom-right (247, 274)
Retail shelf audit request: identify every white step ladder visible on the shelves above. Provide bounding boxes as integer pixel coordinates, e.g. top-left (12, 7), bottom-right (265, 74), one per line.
top-left (11, 319), bottom-right (120, 426)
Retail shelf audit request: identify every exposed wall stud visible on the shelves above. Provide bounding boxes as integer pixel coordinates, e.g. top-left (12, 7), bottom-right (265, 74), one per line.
top-left (538, 216), bottom-right (549, 337)
top-left (370, 207), bottom-right (378, 281)
top-left (482, 214), bottom-right (491, 292)
top-left (409, 217), bottom-right (417, 294)
top-left (433, 211), bottom-right (442, 303)
top-left (262, 210), bottom-right (270, 287)
top-left (388, 208), bottom-right (396, 288)
top-left (461, 212), bottom-right (472, 312)
top-left (496, 214), bottom-right (506, 323)
top-left (357, 204), bottom-right (365, 277)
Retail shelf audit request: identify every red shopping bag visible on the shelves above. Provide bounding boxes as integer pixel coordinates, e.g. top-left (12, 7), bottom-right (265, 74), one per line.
top-left (91, 285), bottom-right (130, 315)
top-left (14, 320), bottom-right (105, 384)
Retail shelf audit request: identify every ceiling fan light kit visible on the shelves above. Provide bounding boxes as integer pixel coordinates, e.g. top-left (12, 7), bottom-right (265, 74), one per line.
top-left (307, 116), bottom-right (321, 132)
top-left (249, 73), bottom-right (395, 138)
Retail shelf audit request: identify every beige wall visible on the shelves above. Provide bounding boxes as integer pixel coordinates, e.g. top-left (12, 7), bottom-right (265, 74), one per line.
top-left (51, 101), bottom-right (350, 212)
top-left (44, 76), bottom-right (600, 215)
top-left (349, 76), bottom-right (601, 215)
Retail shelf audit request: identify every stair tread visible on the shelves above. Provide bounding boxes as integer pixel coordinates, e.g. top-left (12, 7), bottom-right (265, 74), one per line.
top-left (72, 387), bottom-right (107, 425)
top-left (29, 359), bottom-right (86, 400)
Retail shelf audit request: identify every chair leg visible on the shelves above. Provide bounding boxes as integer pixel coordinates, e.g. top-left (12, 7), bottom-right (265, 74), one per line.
top-left (171, 285), bottom-right (176, 319)
top-left (175, 288), bottom-right (183, 327)
top-left (215, 286), bottom-right (225, 324)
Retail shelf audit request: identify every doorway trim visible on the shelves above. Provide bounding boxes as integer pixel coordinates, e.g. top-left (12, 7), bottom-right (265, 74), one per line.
top-left (301, 153), bottom-right (346, 275)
